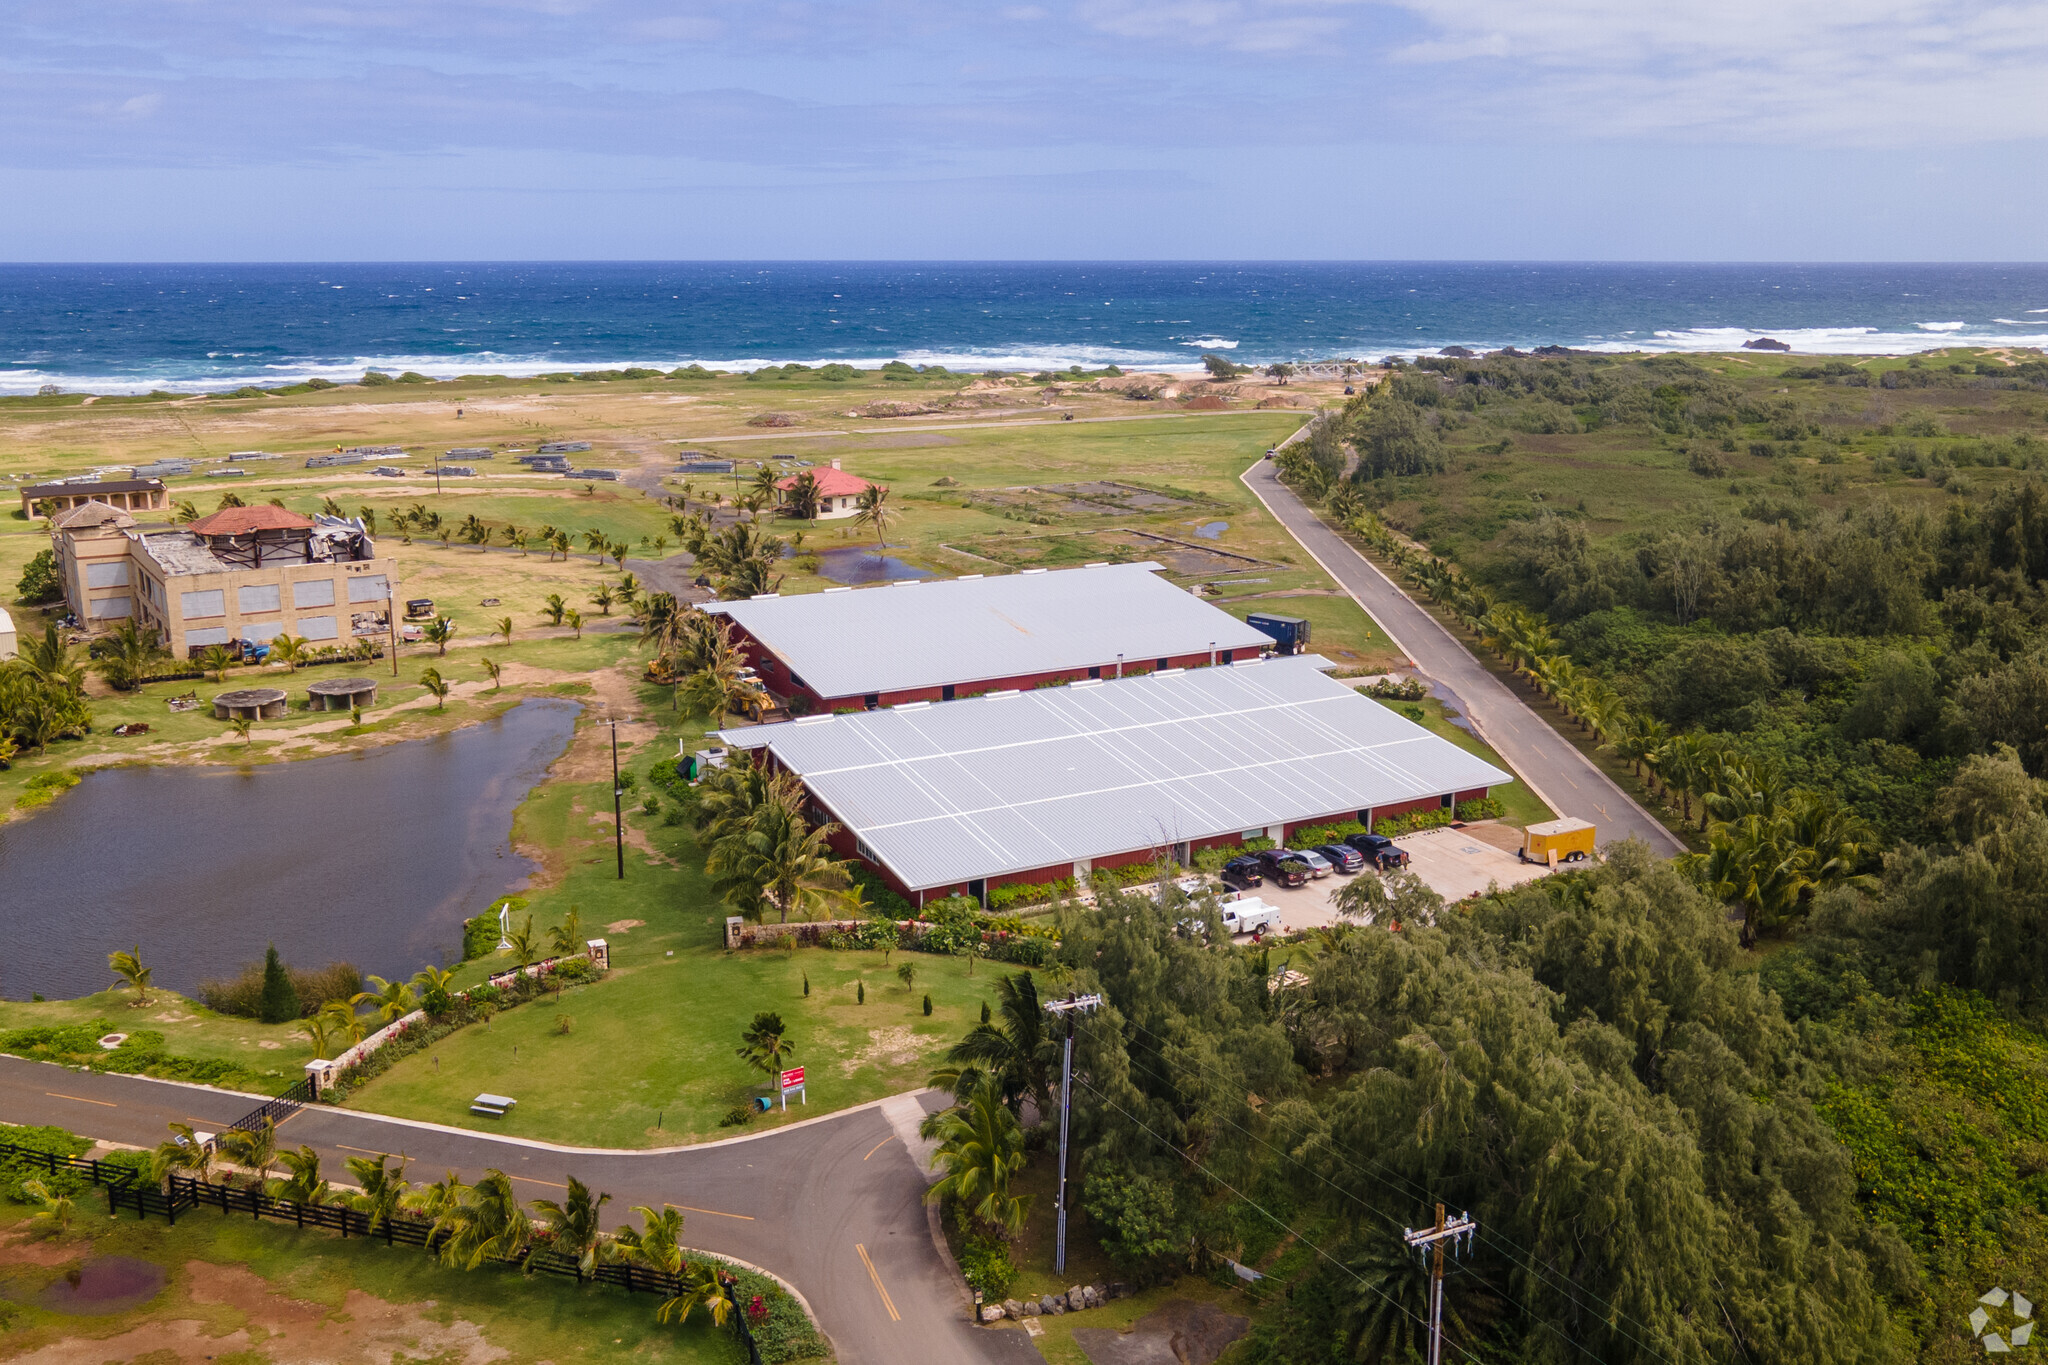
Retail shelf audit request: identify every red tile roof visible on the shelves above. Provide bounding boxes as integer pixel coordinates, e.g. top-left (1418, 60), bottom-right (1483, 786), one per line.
top-left (186, 506), bottom-right (316, 536)
top-left (778, 467), bottom-right (875, 499)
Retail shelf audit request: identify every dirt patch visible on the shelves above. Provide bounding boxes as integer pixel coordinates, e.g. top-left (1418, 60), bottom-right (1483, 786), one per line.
top-left (545, 662), bottom-right (658, 783)
top-left (604, 918), bottom-right (644, 933)
top-left (0, 1257), bottom-right (508, 1365)
top-left (1074, 1299), bottom-right (1250, 1365)
top-left (840, 1025), bottom-right (929, 1076)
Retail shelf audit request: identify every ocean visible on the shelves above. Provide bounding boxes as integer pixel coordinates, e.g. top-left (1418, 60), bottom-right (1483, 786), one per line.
top-left (3, 261), bottom-right (2047, 396)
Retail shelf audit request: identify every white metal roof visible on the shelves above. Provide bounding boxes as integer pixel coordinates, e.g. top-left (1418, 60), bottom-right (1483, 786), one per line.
top-left (719, 655), bottom-right (1512, 892)
top-left (701, 562), bottom-right (1271, 699)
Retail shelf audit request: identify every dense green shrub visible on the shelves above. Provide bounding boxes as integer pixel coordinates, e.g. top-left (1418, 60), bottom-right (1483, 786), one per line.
top-left (1373, 807), bottom-right (1455, 836)
top-left (199, 956), bottom-right (359, 1018)
top-left (0, 1019), bottom-right (265, 1090)
top-left (16, 548), bottom-right (62, 603)
top-left (1454, 796), bottom-right (1505, 821)
top-left (0, 1124), bottom-right (92, 1202)
top-left (987, 877), bottom-right (1074, 911)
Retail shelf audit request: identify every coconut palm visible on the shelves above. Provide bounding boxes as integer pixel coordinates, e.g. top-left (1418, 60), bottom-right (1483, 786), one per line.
top-left (435, 1169), bottom-right (531, 1268)
top-left (504, 914), bottom-right (542, 969)
top-left (612, 1203), bottom-right (685, 1276)
top-left (298, 1011), bottom-right (338, 1058)
top-left (199, 644), bottom-right (237, 682)
top-left (411, 1170), bottom-right (468, 1225)
top-left (565, 609), bottom-right (584, 640)
top-left (494, 615), bottom-right (514, 644)
top-left (480, 656), bottom-right (503, 691)
top-left (529, 1175), bottom-right (611, 1276)
top-left (268, 633), bottom-right (311, 672)
top-left (351, 974), bottom-right (419, 1026)
top-left (853, 483), bottom-right (895, 549)
top-left (423, 616), bottom-right (456, 655)
top-left (320, 998), bottom-right (366, 1047)
top-left (228, 716), bottom-right (254, 746)
top-left (783, 470), bottom-right (822, 520)
top-left (171, 498), bottom-right (201, 524)
top-left (108, 945), bottom-right (152, 1004)
top-left (499, 522), bottom-right (524, 550)
top-left (418, 666), bottom-right (449, 710)
top-left (20, 1179), bottom-right (75, 1237)
top-left (548, 906), bottom-right (584, 957)
top-left (583, 528), bottom-right (608, 561)
top-left (664, 1261), bottom-right (739, 1327)
top-left (152, 1121), bottom-right (213, 1184)
top-left (920, 1075), bottom-right (1031, 1235)
top-left (550, 529), bottom-right (572, 560)
top-left (216, 1116), bottom-right (280, 1188)
top-left (541, 593), bottom-right (567, 626)
top-left (737, 1011), bottom-right (796, 1083)
top-left (705, 774), bottom-right (853, 923)
top-left (356, 506), bottom-right (379, 533)
top-left (590, 584), bottom-right (616, 615)
top-left (21, 624), bottom-right (85, 692)
top-left (93, 619), bottom-right (167, 690)
top-left (346, 1153), bottom-right (412, 1234)
top-left (927, 971), bottom-right (1053, 1116)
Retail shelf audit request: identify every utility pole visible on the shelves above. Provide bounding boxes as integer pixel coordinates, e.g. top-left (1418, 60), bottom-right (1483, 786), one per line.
top-left (608, 716), bottom-right (625, 880)
top-left (1403, 1205), bottom-right (1475, 1365)
top-left (1043, 993), bottom-right (1103, 1274)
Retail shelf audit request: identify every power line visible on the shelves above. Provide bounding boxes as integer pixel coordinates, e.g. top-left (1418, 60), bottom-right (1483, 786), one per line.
top-left (1112, 1016), bottom-right (1700, 1365)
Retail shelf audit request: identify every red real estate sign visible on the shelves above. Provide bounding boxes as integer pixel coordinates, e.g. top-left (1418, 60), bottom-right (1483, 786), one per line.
top-left (780, 1067), bottom-right (804, 1090)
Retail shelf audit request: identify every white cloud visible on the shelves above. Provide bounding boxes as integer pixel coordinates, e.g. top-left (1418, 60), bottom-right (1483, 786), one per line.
top-left (1378, 0), bottom-right (2048, 142)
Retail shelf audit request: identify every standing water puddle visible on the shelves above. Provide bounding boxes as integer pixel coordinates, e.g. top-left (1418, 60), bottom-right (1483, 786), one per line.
top-left (3, 1257), bottom-right (167, 1316)
top-left (1191, 521), bottom-right (1229, 540)
top-left (816, 547), bottom-right (930, 584)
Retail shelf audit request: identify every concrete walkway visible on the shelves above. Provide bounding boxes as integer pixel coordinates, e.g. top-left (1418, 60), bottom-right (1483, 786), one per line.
top-left (0, 1056), bottom-right (1039, 1365)
top-left (1240, 456), bottom-right (1685, 855)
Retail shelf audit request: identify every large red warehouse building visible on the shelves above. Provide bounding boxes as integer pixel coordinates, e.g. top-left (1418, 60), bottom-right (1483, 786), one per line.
top-left (719, 654), bottom-right (1510, 907)
top-left (702, 561), bottom-right (1275, 712)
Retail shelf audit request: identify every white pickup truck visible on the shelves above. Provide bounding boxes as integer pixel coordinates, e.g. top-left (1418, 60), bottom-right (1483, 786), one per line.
top-left (1179, 894), bottom-right (1284, 939)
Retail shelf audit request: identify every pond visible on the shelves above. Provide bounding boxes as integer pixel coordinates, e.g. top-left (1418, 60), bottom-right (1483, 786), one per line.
top-left (815, 546), bottom-right (930, 584)
top-left (1, 1256), bottom-right (167, 1316)
top-left (0, 698), bottom-right (578, 1001)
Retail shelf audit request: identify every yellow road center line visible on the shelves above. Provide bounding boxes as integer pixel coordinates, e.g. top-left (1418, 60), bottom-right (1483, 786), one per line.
top-left (336, 1144), bottom-right (396, 1156)
top-left (862, 1137), bottom-right (894, 1161)
top-left (46, 1092), bottom-right (117, 1108)
top-left (508, 1175), bottom-right (568, 1188)
top-left (676, 1204), bottom-right (755, 1221)
top-left (856, 1243), bottom-right (900, 1321)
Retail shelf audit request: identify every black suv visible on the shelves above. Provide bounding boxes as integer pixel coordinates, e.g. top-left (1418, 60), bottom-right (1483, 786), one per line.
top-left (1344, 832), bottom-right (1411, 870)
top-left (1219, 855), bottom-right (1264, 891)
top-left (1256, 849), bottom-right (1313, 888)
top-left (1313, 842), bottom-right (1365, 873)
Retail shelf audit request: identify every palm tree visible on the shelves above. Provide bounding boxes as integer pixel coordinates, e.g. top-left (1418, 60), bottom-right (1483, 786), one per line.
top-left (21, 624), bottom-right (85, 692)
top-left (20, 1179), bottom-right (75, 1237)
top-left (548, 906), bottom-right (584, 957)
top-left (346, 1153), bottom-right (412, 1234)
top-left (565, 609), bottom-right (584, 640)
top-left (784, 471), bottom-right (822, 521)
top-left (853, 483), bottom-right (895, 550)
top-left (418, 666), bottom-right (450, 710)
top-left (612, 1203), bottom-right (685, 1278)
top-left (499, 522), bottom-right (524, 550)
top-left (411, 963), bottom-right (458, 1005)
top-left (610, 540), bottom-right (631, 571)
top-left (228, 716), bottom-right (254, 746)
top-left (897, 961), bottom-right (918, 993)
top-left (216, 1116), bottom-right (280, 1188)
top-left (269, 633), bottom-right (311, 672)
top-left (107, 945), bottom-right (153, 1004)
top-left (529, 1176), bottom-right (611, 1276)
top-left (590, 584), bottom-right (616, 615)
top-left (664, 1261), bottom-right (739, 1327)
top-left (481, 656), bottom-right (503, 691)
top-left (705, 775), bottom-right (853, 923)
top-left (920, 1075), bottom-right (1031, 1235)
top-left (351, 974), bottom-right (420, 1026)
top-left (541, 593), bottom-right (567, 626)
top-left (435, 1169), bottom-right (532, 1268)
top-left (199, 644), bottom-right (237, 682)
top-left (171, 498), bottom-right (201, 524)
top-left (927, 971), bottom-right (1053, 1115)
top-left (93, 619), bottom-right (166, 691)
top-left (298, 1011), bottom-right (338, 1058)
top-left (505, 914), bottom-right (541, 969)
top-left (737, 1011), bottom-right (796, 1084)
top-left (494, 615), bottom-right (514, 644)
top-left (356, 506), bottom-right (379, 534)
top-left (550, 529), bottom-right (572, 560)
top-left (152, 1121), bottom-right (214, 1184)
top-left (584, 528), bottom-right (608, 562)
top-left (423, 616), bottom-right (456, 656)
top-left (412, 1170), bottom-right (469, 1225)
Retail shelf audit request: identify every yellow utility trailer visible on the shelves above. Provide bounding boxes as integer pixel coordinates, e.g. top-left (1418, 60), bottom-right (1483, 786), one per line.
top-left (1520, 817), bottom-right (1596, 868)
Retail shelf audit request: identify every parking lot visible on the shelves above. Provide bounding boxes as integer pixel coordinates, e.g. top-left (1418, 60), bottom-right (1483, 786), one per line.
top-left (1224, 823), bottom-right (1556, 935)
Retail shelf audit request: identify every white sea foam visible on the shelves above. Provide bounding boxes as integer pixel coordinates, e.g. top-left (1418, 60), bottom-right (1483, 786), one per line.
top-left (1179, 337), bottom-right (1239, 349)
top-left (1918, 321), bottom-right (1968, 332)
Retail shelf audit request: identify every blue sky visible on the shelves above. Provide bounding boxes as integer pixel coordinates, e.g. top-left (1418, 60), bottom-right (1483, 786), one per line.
top-left (4, 0), bottom-right (2045, 260)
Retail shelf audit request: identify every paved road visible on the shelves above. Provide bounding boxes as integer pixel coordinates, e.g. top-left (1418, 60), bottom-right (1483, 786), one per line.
top-left (1240, 456), bottom-right (1685, 855)
top-left (1, 1057), bottom-right (1039, 1365)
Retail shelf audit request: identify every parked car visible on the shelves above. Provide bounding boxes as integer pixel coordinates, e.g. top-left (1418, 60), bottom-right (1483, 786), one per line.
top-left (1256, 849), bottom-right (1313, 888)
top-left (1314, 843), bottom-right (1365, 873)
top-left (1285, 847), bottom-right (1333, 878)
top-left (1344, 832), bottom-right (1411, 870)
top-left (1219, 855), bottom-right (1264, 891)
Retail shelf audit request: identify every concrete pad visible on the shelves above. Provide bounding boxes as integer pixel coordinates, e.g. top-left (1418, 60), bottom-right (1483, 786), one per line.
top-left (1397, 826), bottom-right (1552, 902)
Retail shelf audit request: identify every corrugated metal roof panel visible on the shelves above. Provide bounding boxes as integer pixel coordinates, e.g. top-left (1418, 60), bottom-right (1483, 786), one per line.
top-left (720, 656), bottom-right (1512, 891)
top-left (702, 562), bottom-right (1271, 698)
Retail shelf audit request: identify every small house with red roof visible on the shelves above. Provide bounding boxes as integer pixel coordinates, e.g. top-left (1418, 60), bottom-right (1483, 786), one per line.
top-left (777, 459), bottom-right (875, 520)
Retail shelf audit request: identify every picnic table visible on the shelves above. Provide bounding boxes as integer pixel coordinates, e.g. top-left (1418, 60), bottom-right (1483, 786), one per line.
top-left (471, 1093), bottom-right (517, 1117)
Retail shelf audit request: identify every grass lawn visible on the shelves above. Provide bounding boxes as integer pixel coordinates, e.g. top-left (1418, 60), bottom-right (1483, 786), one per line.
top-left (344, 728), bottom-right (1032, 1147)
top-left (0, 1202), bottom-right (748, 1363)
top-left (0, 989), bottom-right (315, 1093)
top-left (1400, 696), bottom-right (1555, 828)
top-left (1209, 592), bottom-right (1404, 675)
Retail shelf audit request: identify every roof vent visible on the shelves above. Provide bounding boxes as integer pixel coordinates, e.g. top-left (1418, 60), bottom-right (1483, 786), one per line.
top-left (1154, 668), bottom-right (1185, 677)
top-left (1071, 679), bottom-right (1103, 689)
top-left (958, 574), bottom-right (984, 580)
top-left (1020, 568), bottom-right (1048, 575)
top-left (823, 586), bottom-right (853, 594)
top-left (894, 578), bottom-right (921, 587)
top-left (1085, 561), bottom-right (1109, 568)
top-left (750, 592), bottom-right (781, 600)
top-left (796, 713), bottom-right (836, 725)
top-left (982, 689), bottom-right (1021, 699)
top-left (893, 700), bottom-right (931, 710)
